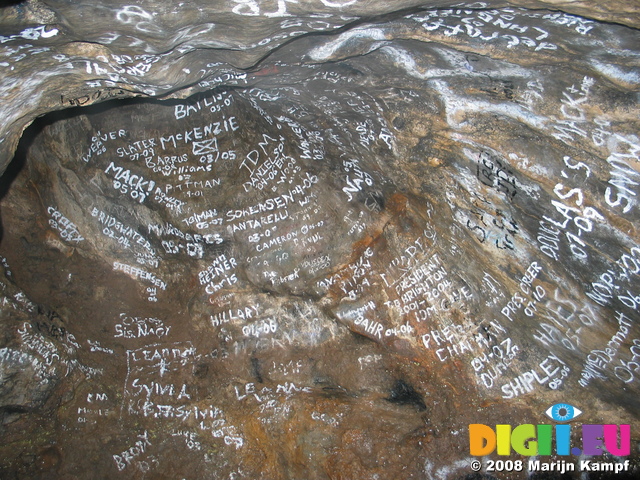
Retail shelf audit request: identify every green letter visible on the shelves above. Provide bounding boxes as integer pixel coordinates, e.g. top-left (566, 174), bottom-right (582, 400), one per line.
top-left (512, 424), bottom-right (537, 455)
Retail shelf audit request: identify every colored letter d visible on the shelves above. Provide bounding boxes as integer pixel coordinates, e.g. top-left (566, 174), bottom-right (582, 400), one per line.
top-left (469, 424), bottom-right (496, 456)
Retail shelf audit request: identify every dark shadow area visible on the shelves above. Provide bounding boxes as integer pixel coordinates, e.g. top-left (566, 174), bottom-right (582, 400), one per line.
top-left (0, 110), bottom-right (52, 202)
top-left (0, 115), bottom-right (32, 244)
top-left (0, 1), bottom-right (27, 7)
top-left (386, 379), bottom-right (427, 411)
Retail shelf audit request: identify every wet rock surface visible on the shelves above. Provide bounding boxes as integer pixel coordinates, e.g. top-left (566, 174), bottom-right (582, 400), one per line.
top-left (1, 1), bottom-right (640, 479)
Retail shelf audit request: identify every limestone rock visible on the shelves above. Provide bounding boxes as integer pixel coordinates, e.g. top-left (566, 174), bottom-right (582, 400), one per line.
top-left (0, 0), bottom-right (639, 478)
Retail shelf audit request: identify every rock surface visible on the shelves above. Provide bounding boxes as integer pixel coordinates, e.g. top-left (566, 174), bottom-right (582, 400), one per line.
top-left (0, 0), bottom-right (639, 479)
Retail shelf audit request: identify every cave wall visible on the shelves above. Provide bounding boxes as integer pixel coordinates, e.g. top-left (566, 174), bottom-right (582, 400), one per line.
top-left (0, 1), bottom-right (639, 479)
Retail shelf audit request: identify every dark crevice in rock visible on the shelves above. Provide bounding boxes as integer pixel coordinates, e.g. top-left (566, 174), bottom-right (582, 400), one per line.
top-left (386, 379), bottom-right (427, 411)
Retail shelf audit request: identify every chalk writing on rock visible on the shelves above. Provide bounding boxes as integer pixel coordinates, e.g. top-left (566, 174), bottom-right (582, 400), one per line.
top-left (123, 342), bottom-right (196, 417)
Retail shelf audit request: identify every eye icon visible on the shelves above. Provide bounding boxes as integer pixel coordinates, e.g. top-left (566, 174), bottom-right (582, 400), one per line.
top-left (545, 403), bottom-right (582, 422)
